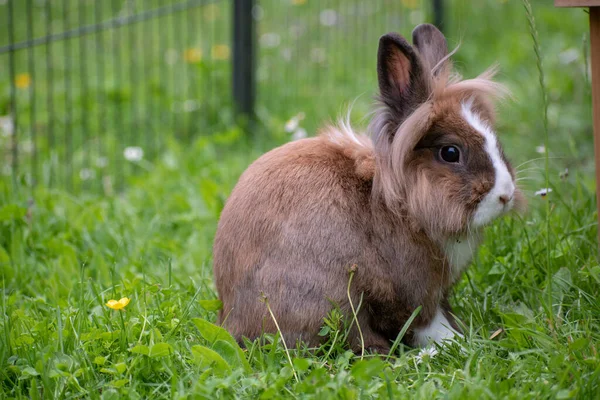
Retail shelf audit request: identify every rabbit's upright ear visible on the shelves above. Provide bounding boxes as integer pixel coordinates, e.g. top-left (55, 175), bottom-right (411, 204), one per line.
top-left (377, 33), bottom-right (429, 124)
top-left (412, 24), bottom-right (448, 75)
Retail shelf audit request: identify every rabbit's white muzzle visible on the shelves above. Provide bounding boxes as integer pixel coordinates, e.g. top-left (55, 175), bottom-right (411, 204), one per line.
top-left (461, 100), bottom-right (516, 227)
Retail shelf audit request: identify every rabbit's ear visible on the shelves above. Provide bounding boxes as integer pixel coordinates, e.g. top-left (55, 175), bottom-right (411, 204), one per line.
top-left (412, 24), bottom-right (448, 75)
top-left (377, 33), bottom-right (429, 121)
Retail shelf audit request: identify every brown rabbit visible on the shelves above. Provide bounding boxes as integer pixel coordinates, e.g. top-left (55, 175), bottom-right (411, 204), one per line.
top-left (213, 24), bottom-right (524, 352)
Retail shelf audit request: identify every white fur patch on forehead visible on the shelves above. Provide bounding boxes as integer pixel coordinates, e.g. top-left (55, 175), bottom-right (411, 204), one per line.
top-left (461, 99), bottom-right (515, 227)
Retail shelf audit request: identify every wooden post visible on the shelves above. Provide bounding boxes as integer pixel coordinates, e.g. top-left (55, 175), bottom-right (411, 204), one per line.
top-left (232, 0), bottom-right (255, 122)
top-left (555, 1), bottom-right (600, 244)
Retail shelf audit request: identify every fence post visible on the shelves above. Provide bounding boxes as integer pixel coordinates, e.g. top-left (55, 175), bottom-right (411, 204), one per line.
top-left (232, 0), bottom-right (255, 124)
top-left (432, 0), bottom-right (444, 32)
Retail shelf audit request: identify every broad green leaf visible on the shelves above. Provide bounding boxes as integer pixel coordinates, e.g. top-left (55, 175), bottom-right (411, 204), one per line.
top-left (129, 344), bottom-right (150, 356)
top-left (568, 337), bottom-right (588, 352)
top-left (111, 379), bottom-right (129, 388)
top-left (488, 262), bottom-right (506, 275)
top-left (191, 318), bottom-right (237, 345)
top-left (20, 367), bottom-right (40, 379)
top-left (212, 339), bottom-right (251, 372)
top-left (149, 343), bottom-right (173, 358)
top-left (100, 330), bottom-right (121, 341)
top-left (191, 345), bottom-right (231, 375)
top-left (93, 356), bottom-right (107, 366)
top-left (29, 377), bottom-right (40, 400)
top-left (191, 318), bottom-right (249, 371)
top-left (100, 368), bottom-right (116, 375)
top-left (552, 267), bottom-right (573, 293)
top-left (292, 357), bottom-right (311, 373)
top-left (351, 359), bottom-right (386, 386)
top-left (15, 335), bottom-right (35, 346)
top-left (114, 363), bottom-right (127, 374)
top-left (101, 388), bottom-right (120, 400)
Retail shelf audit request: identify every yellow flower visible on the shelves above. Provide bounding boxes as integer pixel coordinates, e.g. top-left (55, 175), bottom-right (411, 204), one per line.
top-left (15, 73), bottom-right (31, 89)
top-left (211, 44), bottom-right (230, 61)
top-left (184, 48), bottom-right (202, 63)
top-left (106, 297), bottom-right (130, 310)
top-left (291, 0), bottom-right (307, 5)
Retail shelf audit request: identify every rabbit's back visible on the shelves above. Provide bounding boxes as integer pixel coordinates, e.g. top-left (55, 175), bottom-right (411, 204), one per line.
top-left (213, 135), bottom-right (375, 343)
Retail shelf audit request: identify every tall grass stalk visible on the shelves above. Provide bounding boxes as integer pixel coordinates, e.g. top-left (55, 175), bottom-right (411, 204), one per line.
top-left (347, 265), bottom-right (365, 359)
top-left (522, 0), bottom-right (553, 324)
top-left (262, 294), bottom-right (299, 383)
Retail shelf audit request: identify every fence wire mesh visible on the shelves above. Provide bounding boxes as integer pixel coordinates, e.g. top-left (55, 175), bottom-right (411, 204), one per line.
top-left (1, 0), bottom-right (431, 194)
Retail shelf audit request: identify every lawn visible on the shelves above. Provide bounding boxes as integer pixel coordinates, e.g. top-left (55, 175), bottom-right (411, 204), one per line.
top-left (1, 0), bottom-right (600, 398)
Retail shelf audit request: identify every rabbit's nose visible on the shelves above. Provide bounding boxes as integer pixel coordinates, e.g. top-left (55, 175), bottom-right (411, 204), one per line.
top-left (499, 195), bottom-right (512, 205)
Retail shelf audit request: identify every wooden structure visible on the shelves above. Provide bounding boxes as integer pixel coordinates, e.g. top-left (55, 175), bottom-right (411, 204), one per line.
top-left (555, 1), bottom-right (600, 243)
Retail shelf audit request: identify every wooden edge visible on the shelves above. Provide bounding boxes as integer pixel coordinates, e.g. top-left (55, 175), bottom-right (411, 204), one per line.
top-left (555, 0), bottom-right (600, 7)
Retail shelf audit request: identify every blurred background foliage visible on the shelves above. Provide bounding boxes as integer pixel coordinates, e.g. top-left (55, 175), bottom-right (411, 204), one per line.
top-left (0, 0), bottom-right (593, 193)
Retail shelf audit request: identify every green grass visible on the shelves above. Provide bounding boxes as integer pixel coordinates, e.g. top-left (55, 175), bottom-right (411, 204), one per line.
top-left (1, 0), bottom-right (600, 398)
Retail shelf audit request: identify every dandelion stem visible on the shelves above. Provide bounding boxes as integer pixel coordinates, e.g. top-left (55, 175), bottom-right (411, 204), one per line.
top-left (347, 265), bottom-right (365, 359)
top-left (118, 308), bottom-right (127, 351)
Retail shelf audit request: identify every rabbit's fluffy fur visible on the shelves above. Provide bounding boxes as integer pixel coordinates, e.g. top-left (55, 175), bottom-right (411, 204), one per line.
top-left (213, 24), bottom-right (524, 352)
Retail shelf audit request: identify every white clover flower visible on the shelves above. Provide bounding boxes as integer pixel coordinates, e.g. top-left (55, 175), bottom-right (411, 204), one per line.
top-left (535, 188), bottom-right (552, 197)
top-left (0, 115), bottom-right (14, 137)
top-left (251, 5), bottom-right (264, 21)
top-left (319, 9), bottom-right (338, 26)
top-left (536, 145), bottom-right (546, 154)
top-left (558, 48), bottom-right (579, 65)
top-left (285, 117), bottom-right (299, 133)
top-left (281, 48), bottom-right (292, 62)
top-left (284, 112), bottom-right (305, 133)
top-left (291, 127), bottom-right (307, 141)
top-left (124, 146), bottom-right (144, 162)
top-left (183, 99), bottom-right (199, 113)
top-left (96, 157), bottom-right (108, 168)
top-left (260, 33), bottom-right (281, 49)
top-left (79, 168), bottom-right (96, 180)
top-left (415, 346), bottom-right (438, 364)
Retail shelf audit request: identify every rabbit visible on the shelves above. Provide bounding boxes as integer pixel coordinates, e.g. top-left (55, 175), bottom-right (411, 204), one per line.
top-left (213, 24), bottom-right (524, 352)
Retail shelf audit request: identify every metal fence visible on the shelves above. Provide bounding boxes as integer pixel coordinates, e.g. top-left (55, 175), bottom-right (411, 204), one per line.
top-left (1, 0), bottom-right (439, 193)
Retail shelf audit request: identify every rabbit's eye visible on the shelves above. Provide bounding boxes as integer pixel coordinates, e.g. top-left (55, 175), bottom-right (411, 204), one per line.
top-left (440, 146), bottom-right (460, 163)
